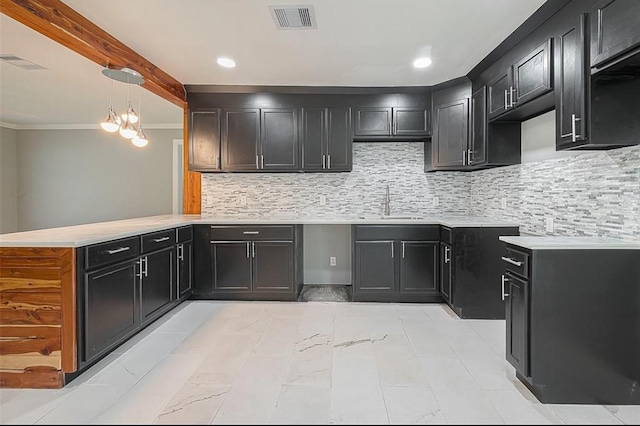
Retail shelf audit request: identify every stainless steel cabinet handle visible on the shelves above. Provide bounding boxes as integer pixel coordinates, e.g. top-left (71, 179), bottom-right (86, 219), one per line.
top-left (107, 246), bottom-right (129, 255)
top-left (391, 242), bottom-right (394, 258)
top-left (246, 242), bottom-right (250, 258)
top-left (444, 246), bottom-right (450, 263)
top-left (261, 154), bottom-right (264, 169)
top-left (393, 121), bottom-right (397, 135)
top-left (327, 155), bottom-right (331, 169)
top-left (252, 242), bottom-right (256, 258)
top-left (510, 87), bottom-right (517, 108)
top-left (504, 90), bottom-right (508, 110)
top-left (402, 242), bottom-right (405, 259)
top-left (177, 244), bottom-right (183, 261)
top-left (561, 114), bottom-right (581, 142)
top-left (501, 275), bottom-right (510, 300)
top-left (243, 231), bottom-right (259, 235)
top-left (143, 256), bottom-right (148, 277)
top-left (136, 259), bottom-right (143, 278)
top-left (501, 256), bottom-right (523, 267)
top-left (322, 154), bottom-right (326, 169)
top-left (462, 150), bottom-right (466, 166)
top-left (153, 236), bottom-right (170, 243)
top-left (256, 155), bottom-right (259, 169)
top-left (467, 149), bottom-right (473, 165)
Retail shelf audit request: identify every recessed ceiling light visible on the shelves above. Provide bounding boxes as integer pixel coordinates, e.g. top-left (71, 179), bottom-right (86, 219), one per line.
top-left (413, 57), bottom-right (432, 69)
top-left (217, 57), bottom-right (236, 68)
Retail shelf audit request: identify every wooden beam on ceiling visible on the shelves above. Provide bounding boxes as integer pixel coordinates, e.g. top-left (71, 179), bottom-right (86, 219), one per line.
top-left (1, 0), bottom-right (186, 107)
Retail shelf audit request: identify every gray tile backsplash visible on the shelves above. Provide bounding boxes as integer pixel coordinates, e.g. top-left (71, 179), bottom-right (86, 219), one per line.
top-left (201, 143), bottom-right (640, 241)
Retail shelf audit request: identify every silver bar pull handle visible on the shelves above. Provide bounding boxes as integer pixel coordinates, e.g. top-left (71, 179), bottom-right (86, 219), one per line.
top-left (107, 246), bottom-right (130, 255)
top-left (391, 242), bottom-right (394, 258)
top-left (143, 256), bottom-right (148, 277)
top-left (501, 275), bottom-right (510, 300)
top-left (462, 150), bottom-right (466, 166)
top-left (261, 154), bottom-right (264, 169)
top-left (252, 242), bottom-right (256, 258)
top-left (444, 246), bottom-right (450, 263)
top-left (402, 242), bottom-right (405, 259)
top-left (504, 90), bottom-right (508, 110)
top-left (467, 149), bottom-right (473, 165)
top-left (571, 114), bottom-right (578, 142)
top-left (246, 242), bottom-right (250, 258)
top-left (501, 256), bottom-right (523, 267)
top-left (136, 260), bottom-right (143, 278)
top-left (327, 155), bottom-right (331, 169)
top-left (153, 236), bottom-right (170, 243)
top-left (322, 154), bottom-right (326, 169)
top-left (256, 155), bottom-right (259, 169)
top-left (243, 231), bottom-right (259, 235)
top-left (177, 244), bottom-right (183, 261)
top-left (510, 87), bottom-right (517, 107)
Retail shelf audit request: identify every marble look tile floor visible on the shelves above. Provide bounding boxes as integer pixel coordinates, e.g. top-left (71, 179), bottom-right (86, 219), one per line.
top-left (1, 301), bottom-right (638, 425)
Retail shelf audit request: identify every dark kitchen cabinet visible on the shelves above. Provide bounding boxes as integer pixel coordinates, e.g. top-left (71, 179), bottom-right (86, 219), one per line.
top-left (83, 258), bottom-right (139, 363)
top-left (211, 242), bottom-right (252, 292)
top-left (487, 69), bottom-right (513, 120)
top-left (354, 241), bottom-right (396, 295)
top-left (253, 241), bottom-right (294, 292)
top-left (556, 15), bottom-right (588, 150)
top-left (353, 225), bottom-right (441, 302)
top-left (189, 109), bottom-right (221, 171)
top-left (177, 240), bottom-right (192, 298)
top-left (399, 241), bottom-right (438, 294)
top-left (590, 0), bottom-right (640, 70)
top-left (354, 107), bottom-right (392, 136)
top-left (432, 97), bottom-right (469, 169)
top-left (393, 107), bottom-right (431, 136)
top-left (440, 242), bottom-right (452, 304)
top-left (513, 39), bottom-right (553, 107)
top-left (301, 107), bottom-right (352, 171)
top-left (221, 108), bottom-right (260, 171)
top-left (260, 109), bottom-right (299, 170)
top-left (141, 245), bottom-right (175, 324)
top-left (470, 87), bottom-right (487, 166)
top-left (504, 271), bottom-right (529, 377)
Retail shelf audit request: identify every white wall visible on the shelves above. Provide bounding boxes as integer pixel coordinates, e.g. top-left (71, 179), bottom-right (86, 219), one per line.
top-left (0, 127), bottom-right (19, 233)
top-left (521, 110), bottom-right (580, 163)
top-left (303, 225), bottom-right (352, 285)
top-left (16, 128), bottom-right (182, 231)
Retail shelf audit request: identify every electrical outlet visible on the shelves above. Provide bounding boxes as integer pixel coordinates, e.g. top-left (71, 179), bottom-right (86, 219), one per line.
top-left (545, 217), bottom-right (554, 233)
top-left (501, 197), bottom-right (507, 210)
top-left (330, 256), bottom-right (337, 267)
top-left (205, 195), bottom-right (213, 206)
top-left (320, 195), bottom-right (327, 206)
top-left (433, 196), bottom-right (439, 207)
top-left (239, 195), bottom-right (247, 206)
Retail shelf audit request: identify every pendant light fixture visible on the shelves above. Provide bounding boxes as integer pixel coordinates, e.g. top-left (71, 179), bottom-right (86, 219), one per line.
top-left (100, 67), bottom-right (148, 146)
top-left (132, 85), bottom-right (149, 147)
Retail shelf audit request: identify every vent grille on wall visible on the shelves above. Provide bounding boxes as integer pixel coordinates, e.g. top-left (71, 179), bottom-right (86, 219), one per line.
top-left (268, 5), bottom-right (317, 29)
top-left (0, 54), bottom-right (48, 70)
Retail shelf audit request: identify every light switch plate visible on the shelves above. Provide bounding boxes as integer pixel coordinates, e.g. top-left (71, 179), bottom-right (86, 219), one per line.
top-left (501, 197), bottom-right (507, 210)
top-left (433, 196), bottom-right (439, 207)
top-left (330, 256), bottom-right (337, 267)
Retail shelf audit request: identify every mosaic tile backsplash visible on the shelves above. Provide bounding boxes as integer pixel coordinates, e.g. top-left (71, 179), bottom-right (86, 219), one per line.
top-left (201, 143), bottom-right (640, 241)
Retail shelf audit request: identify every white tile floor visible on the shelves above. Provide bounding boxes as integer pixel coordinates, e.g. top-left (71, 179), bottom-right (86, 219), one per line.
top-left (1, 301), bottom-right (638, 425)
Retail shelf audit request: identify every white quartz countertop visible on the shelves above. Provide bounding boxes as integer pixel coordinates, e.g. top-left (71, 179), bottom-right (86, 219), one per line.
top-left (499, 236), bottom-right (640, 250)
top-left (0, 214), bottom-right (519, 248)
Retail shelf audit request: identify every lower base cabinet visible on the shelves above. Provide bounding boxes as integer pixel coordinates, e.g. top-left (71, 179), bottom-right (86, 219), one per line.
top-left (353, 226), bottom-right (441, 302)
top-left (194, 225), bottom-right (302, 301)
top-left (141, 246), bottom-right (175, 325)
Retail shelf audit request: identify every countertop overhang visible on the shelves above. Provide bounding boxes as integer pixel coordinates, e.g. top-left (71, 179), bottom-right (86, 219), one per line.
top-left (0, 214), bottom-right (520, 248)
top-left (500, 236), bottom-right (640, 250)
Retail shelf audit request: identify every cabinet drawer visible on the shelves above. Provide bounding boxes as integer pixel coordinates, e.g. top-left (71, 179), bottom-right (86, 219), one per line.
top-left (502, 246), bottom-right (529, 278)
top-left (440, 226), bottom-right (452, 244)
top-left (142, 229), bottom-right (176, 253)
top-left (355, 225), bottom-right (440, 241)
top-left (86, 236), bottom-right (141, 269)
top-left (210, 226), bottom-right (294, 241)
top-left (177, 226), bottom-right (193, 243)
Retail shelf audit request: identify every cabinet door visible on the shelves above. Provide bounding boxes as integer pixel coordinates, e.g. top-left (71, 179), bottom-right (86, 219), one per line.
top-left (178, 241), bottom-right (193, 298)
top-left (222, 109), bottom-right (260, 170)
top-left (327, 107), bottom-right (352, 171)
top-left (432, 98), bottom-right (469, 168)
top-left (399, 241), bottom-right (438, 294)
top-left (440, 243), bottom-right (453, 304)
top-left (591, 0), bottom-right (640, 69)
top-left (211, 242), bottom-right (252, 292)
top-left (488, 68), bottom-right (513, 120)
top-left (189, 109), bottom-right (220, 171)
top-left (354, 107), bottom-right (392, 136)
top-left (513, 39), bottom-right (553, 107)
top-left (261, 109), bottom-right (299, 170)
top-left (505, 273), bottom-right (529, 377)
top-left (393, 108), bottom-right (430, 136)
top-left (470, 87), bottom-right (487, 166)
top-left (141, 246), bottom-right (175, 323)
top-left (84, 259), bottom-right (139, 362)
top-left (556, 15), bottom-right (588, 150)
top-left (354, 241), bottom-right (396, 294)
top-left (301, 107), bottom-right (327, 171)
top-left (252, 241), bottom-right (294, 292)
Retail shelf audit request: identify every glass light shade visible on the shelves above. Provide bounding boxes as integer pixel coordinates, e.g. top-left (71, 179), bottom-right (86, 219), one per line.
top-left (119, 119), bottom-right (137, 139)
top-left (121, 107), bottom-right (139, 124)
top-left (132, 127), bottom-right (148, 147)
top-left (100, 107), bottom-right (121, 132)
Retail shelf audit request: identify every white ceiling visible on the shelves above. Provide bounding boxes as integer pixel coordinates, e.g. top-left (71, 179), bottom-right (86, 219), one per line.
top-left (0, 14), bottom-right (182, 127)
top-left (0, 0), bottom-right (546, 126)
top-left (65, 0), bottom-right (546, 86)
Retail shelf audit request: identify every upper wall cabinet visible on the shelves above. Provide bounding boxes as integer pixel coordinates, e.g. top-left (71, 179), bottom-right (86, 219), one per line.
top-left (301, 107), bottom-right (352, 172)
top-left (354, 107), bottom-right (430, 139)
top-left (189, 110), bottom-right (221, 171)
top-left (590, 0), bottom-right (640, 70)
top-left (488, 39), bottom-right (553, 121)
top-left (221, 108), bottom-right (261, 171)
top-left (555, 15), bottom-right (588, 150)
top-left (260, 109), bottom-right (299, 171)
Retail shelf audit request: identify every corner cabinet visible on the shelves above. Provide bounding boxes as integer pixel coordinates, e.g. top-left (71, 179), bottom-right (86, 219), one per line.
top-left (301, 107), bottom-right (352, 172)
top-left (432, 97), bottom-right (469, 169)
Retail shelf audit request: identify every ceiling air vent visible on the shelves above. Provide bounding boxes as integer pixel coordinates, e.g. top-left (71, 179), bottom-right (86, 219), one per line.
top-left (0, 54), bottom-right (48, 70)
top-left (268, 5), bottom-right (317, 30)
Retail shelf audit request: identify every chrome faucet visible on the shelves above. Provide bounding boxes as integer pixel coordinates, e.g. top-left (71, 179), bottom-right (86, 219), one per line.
top-left (383, 185), bottom-right (391, 216)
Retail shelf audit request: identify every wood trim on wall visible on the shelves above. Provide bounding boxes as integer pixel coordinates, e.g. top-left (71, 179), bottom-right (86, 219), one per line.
top-left (0, 0), bottom-right (185, 107)
top-left (183, 105), bottom-right (201, 214)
